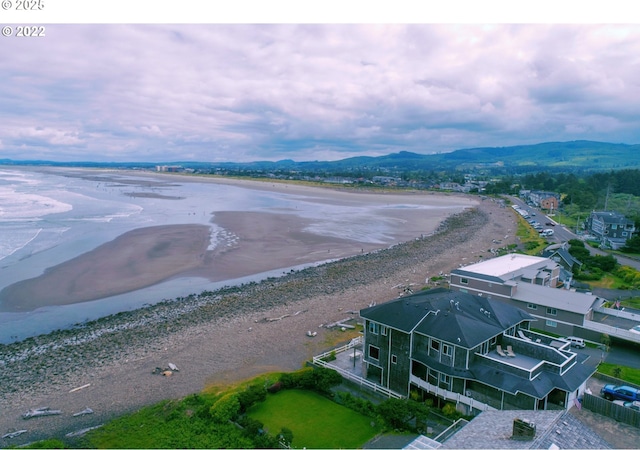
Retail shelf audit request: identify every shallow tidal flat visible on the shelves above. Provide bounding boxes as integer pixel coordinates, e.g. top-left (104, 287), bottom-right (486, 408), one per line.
top-left (0, 225), bottom-right (212, 312)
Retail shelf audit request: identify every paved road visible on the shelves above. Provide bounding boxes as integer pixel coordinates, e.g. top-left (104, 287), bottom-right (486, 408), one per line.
top-left (509, 197), bottom-right (640, 270)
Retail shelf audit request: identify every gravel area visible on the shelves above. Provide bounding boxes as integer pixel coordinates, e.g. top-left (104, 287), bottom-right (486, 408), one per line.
top-left (0, 197), bottom-right (516, 445)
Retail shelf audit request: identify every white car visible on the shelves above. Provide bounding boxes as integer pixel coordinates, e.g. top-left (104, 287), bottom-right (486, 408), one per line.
top-left (613, 400), bottom-right (640, 411)
top-left (629, 325), bottom-right (640, 335)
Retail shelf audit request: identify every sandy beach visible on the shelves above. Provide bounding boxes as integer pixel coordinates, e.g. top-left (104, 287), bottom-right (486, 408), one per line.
top-left (0, 182), bottom-right (513, 446)
top-left (0, 174), bottom-right (472, 313)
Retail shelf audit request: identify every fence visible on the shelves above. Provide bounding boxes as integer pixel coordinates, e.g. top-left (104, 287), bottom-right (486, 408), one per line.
top-left (591, 371), bottom-right (640, 390)
top-left (582, 393), bottom-right (640, 428)
top-left (312, 337), bottom-right (404, 399)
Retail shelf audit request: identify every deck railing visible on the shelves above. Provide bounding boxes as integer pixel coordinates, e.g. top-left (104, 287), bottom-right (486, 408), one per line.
top-left (312, 336), bottom-right (403, 399)
top-left (410, 375), bottom-right (497, 412)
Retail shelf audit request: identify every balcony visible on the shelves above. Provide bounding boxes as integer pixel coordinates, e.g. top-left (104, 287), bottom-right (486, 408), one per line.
top-left (410, 375), bottom-right (497, 412)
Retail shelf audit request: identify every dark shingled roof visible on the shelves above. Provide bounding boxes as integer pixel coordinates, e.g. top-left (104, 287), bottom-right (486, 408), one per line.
top-left (471, 360), bottom-right (595, 399)
top-left (360, 288), bottom-right (533, 348)
top-left (542, 246), bottom-right (582, 268)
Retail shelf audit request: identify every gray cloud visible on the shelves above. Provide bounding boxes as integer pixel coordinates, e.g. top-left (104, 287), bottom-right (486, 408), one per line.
top-left (1, 24), bottom-right (639, 162)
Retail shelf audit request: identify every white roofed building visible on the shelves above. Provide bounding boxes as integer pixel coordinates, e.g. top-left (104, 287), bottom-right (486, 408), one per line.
top-left (449, 254), bottom-right (605, 338)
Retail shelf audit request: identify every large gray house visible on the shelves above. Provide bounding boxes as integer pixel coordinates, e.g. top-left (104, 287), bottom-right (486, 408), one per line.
top-left (360, 288), bottom-right (595, 415)
top-left (586, 211), bottom-right (636, 249)
top-left (449, 254), bottom-right (604, 337)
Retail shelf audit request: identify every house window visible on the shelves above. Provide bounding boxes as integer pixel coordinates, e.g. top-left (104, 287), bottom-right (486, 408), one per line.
top-left (547, 307), bottom-right (557, 316)
top-left (460, 278), bottom-right (469, 285)
top-left (527, 303), bottom-right (537, 310)
top-left (391, 354), bottom-right (397, 364)
top-left (442, 344), bottom-right (452, 356)
top-left (381, 325), bottom-right (388, 336)
top-left (431, 339), bottom-right (440, 351)
top-left (546, 320), bottom-right (557, 328)
top-left (368, 345), bottom-right (380, 361)
top-left (439, 373), bottom-right (451, 389)
top-left (368, 322), bottom-right (379, 335)
top-left (460, 288), bottom-right (468, 294)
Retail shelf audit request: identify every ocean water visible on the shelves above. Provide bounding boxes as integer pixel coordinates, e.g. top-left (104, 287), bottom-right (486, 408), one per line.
top-left (0, 167), bottom-right (468, 342)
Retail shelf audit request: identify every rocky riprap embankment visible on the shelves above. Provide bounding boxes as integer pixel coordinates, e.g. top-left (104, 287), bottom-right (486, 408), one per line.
top-left (0, 207), bottom-right (490, 402)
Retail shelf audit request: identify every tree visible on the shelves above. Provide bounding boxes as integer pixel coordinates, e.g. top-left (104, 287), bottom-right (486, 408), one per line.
top-left (621, 234), bottom-right (640, 254)
top-left (278, 427), bottom-right (294, 447)
top-left (376, 398), bottom-right (415, 430)
top-left (588, 254), bottom-right (618, 272)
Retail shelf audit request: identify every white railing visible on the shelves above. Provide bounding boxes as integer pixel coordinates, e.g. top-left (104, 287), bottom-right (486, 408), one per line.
top-left (583, 319), bottom-right (640, 343)
top-left (435, 418), bottom-right (470, 443)
top-left (409, 375), bottom-right (497, 412)
top-left (594, 306), bottom-right (640, 322)
top-left (312, 336), bottom-right (404, 399)
top-left (313, 336), bottom-right (363, 361)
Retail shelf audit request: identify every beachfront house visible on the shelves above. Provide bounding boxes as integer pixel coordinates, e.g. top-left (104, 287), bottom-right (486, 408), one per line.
top-left (359, 288), bottom-right (595, 414)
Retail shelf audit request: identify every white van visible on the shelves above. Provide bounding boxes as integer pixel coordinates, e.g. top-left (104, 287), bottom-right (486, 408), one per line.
top-left (565, 336), bottom-right (585, 348)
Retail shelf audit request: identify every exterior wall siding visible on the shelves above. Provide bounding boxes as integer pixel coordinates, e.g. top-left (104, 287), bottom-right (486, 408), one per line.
top-left (450, 275), bottom-right (514, 297)
top-left (388, 329), bottom-right (411, 395)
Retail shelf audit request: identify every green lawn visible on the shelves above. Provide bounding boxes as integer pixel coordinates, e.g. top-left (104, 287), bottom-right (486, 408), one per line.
top-left (248, 389), bottom-right (380, 449)
top-left (598, 363), bottom-right (640, 386)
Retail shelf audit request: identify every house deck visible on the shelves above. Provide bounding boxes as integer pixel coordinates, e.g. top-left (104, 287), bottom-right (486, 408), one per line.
top-left (486, 349), bottom-right (542, 370)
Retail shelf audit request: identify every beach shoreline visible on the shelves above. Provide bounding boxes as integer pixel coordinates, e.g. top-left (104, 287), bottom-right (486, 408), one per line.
top-left (1, 171), bottom-right (474, 314)
top-left (0, 196), bottom-right (518, 445)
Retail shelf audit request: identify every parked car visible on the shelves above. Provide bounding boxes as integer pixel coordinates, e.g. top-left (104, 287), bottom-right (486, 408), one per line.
top-left (545, 222), bottom-right (555, 226)
top-left (564, 336), bottom-right (585, 348)
top-left (601, 384), bottom-right (640, 402)
top-left (613, 400), bottom-right (640, 411)
top-left (629, 325), bottom-right (640, 335)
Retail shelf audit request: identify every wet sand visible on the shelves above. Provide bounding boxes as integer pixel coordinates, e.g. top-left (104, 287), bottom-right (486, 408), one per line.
top-left (0, 225), bottom-right (211, 312)
top-left (0, 176), bottom-right (467, 312)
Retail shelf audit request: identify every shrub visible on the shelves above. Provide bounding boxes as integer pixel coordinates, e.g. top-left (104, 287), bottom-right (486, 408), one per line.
top-left (279, 367), bottom-right (342, 393)
top-left (237, 384), bottom-right (267, 413)
top-left (278, 427), bottom-right (294, 447)
top-left (210, 393), bottom-right (241, 423)
top-left (524, 241), bottom-right (538, 251)
top-left (376, 398), bottom-right (414, 430)
top-left (335, 391), bottom-right (377, 417)
top-left (442, 402), bottom-right (457, 417)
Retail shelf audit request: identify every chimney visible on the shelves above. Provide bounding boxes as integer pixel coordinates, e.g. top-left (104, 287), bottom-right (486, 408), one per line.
top-left (512, 418), bottom-right (536, 440)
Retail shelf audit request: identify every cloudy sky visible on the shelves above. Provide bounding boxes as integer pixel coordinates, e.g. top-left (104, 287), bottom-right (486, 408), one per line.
top-left (2, 21), bottom-right (640, 162)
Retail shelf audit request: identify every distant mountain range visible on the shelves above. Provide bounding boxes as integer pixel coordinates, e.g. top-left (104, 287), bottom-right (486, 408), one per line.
top-left (2, 140), bottom-right (639, 174)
